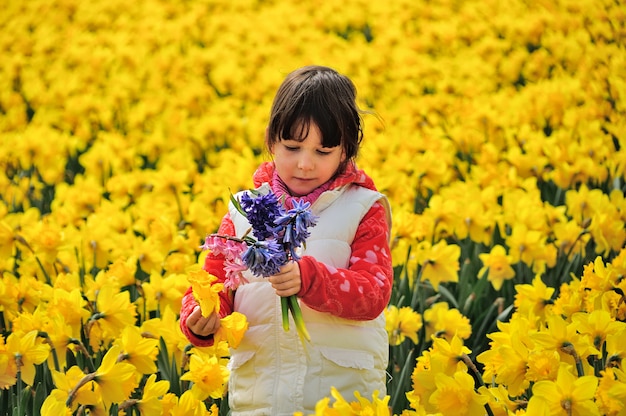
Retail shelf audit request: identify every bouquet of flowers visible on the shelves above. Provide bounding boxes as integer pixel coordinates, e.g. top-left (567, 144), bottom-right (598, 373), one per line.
top-left (201, 189), bottom-right (318, 343)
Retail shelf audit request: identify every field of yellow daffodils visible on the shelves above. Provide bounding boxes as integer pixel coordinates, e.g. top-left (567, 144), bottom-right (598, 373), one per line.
top-left (1, 0), bottom-right (625, 414)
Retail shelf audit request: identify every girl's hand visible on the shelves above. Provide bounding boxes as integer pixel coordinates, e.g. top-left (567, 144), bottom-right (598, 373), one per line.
top-left (269, 261), bottom-right (302, 297)
top-left (186, 305), bottom-right (221, 337)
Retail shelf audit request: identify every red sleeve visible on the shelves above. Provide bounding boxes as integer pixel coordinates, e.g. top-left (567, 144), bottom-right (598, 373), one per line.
top-left (179, 214), bottom-right (236, 347)
top-left (298, 201), bottom-right (393, 320)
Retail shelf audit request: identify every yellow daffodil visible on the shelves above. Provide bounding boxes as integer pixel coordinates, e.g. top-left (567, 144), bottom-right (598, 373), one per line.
top-left (553, 219), bottom-right (590, 260)
top-left (552, 277), bottom-right (586, 318)
top-left (0, 274), bottom-right (19, 324)
top-left (215, 311), bottom-right (249, 349)
top-left (5, 330), bottom-right (50, 386)
top-left (527, 363), bottom-right (600, 416)
top-left (311, 386), bottom-right (390, 415)
top-left (90, 283), bottom-right (138, 343)
top-left (483, 385), bottom-right (523, 416)
top-left (565, 184), bottom-right (603, 226)
top-left (429, 371), bottom-right (489, 416)
top-left (46, 287), bottom-right (90, 338)
top-left (9, 274), bottom-right (49, 315)
top-left (137, 373), bottom-right (171, 415)
top-left (605, 326), bottom-right (626, 366)
top-left (571, 309), bottom-right (623, 351)
top-left (410, 348), bottom-right (449, 411)
top-left (589, 209), bottom-right (626, 257)
top-left (180, 350), bottom-right (229, 401)
top-left (40, 389), bottom-right (72, 416)
top-left (93, 344), bottom-right (138, 407)
top-left (166, 390), bottom-right (218, 416)
top-left (0, 334), bottom-right (17, 389)
top-left (106, 255), bottom-right (138, 288)
top-left (513, 275), bottom-right (555, 322)
top-left (50, 366), bottom-right (100, 410)
top-left (581, 256), bottom-right (619, 293)
top-left (530, 314), bottom-right (597, 369)
top-left (420, 195), bottom-right (458, 240)
top-left (114, 325), bottom-right (159, 375)
top-left (477, 315), bottom-right (535, 397)
top-left (423, 302), bottom-right (471, 342)
top-left (10, 305), bottom-right (47, 336)
top-left (141, 306), bottom-right (189, 368)
top-left (478, 245), bottom-right (516, 291)
top-left (26, 216), bottom-right (65, 265)
top-left (0, 219), bottom-right (15, 259)
top-left (595, 367), bottom-right (626, 416)
top-left (141, 271), bottom-right (189, 316)
top-left (505, 224), bottom-right (546, 268)
top-left (525, 349), bottom-right (561, 383)
top-left (186, 265), bottom-right (223, 318)
top-left (430, 335), bottom-right (471, 369)
top-left (385, 305), bottom-right (423, 346)
top-left (40, 313), bottom-right (76, 370)
top-left (415, 240), bottom-right (460, 291)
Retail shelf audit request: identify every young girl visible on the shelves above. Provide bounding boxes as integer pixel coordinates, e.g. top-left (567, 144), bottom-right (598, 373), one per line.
top-left (180, 65), bottom-right (393, 415)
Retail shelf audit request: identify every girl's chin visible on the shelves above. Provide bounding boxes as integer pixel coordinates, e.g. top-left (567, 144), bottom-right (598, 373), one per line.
top-left (285, 179), bottom-right (319, 197)
top-left (286, 185), bottom-right (315, 197)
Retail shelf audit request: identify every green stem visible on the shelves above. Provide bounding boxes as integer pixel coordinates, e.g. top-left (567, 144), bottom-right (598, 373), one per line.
top-left (13, 235), bottom-right (51, 285)
top-left (16, 359), bottom-right (23, 416)
top-left (410, 265), bottom-right (426, 310)
top-left (280, 296), bottom-right (290, 332)
top-left (288, 296), bottom-right (310, 342)
top-left (39, 331), bottom-right (60, 372)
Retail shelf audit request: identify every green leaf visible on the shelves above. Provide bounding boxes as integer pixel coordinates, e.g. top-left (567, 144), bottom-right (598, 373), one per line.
top-left (229, 191), bottom-right (247, 217)
top-left (389, 347), bottom-right (415, 413)
top-left (170, 351), bottom-right (181, 397)
top-left (436, 283), bottom-right (459, 310)
top-left (33, 382), bottom-right (46, 416)
top-left (19, 385), bottom-right (30, 416)
top-left (157, 337), bottom-right (173, 382)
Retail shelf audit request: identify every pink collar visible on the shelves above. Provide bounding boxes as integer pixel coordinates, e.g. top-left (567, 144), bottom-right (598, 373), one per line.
top-left (271, 170), bottom-right (332, 208)
top-left (251, 161), bottom-right (378, 208)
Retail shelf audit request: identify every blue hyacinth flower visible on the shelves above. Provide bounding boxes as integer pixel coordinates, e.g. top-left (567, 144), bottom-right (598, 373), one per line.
top-left (242, 239), bottom-right (288, 277)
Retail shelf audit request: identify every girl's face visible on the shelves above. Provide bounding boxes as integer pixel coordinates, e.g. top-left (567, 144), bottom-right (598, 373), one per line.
top-left (270, 123), bottom-right (345, 197)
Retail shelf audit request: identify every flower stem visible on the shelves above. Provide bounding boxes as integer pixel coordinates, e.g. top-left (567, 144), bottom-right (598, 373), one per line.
top-left (281, 296), bottom-right (290, 332)
top-left (66, 372), bottom-right (97, 407)
top-left (561, 343), bottom-right (584, 377)
top-left (287, 295), bottom-right (310, 342)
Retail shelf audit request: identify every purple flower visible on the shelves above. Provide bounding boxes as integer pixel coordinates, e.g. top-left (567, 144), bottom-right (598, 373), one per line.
top-left (242, 239), bottom-right (288, 277)
top-left (274, 198), bottom-right (319, 258)
top-left (240, 191), bottom-right (285, 240)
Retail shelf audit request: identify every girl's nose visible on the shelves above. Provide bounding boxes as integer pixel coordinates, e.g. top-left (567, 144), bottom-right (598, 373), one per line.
top-left (297, 154), bottom-right (314, 171)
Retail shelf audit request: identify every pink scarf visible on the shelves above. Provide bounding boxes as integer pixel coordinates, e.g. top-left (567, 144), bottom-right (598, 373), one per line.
top-left (271, 170), bottom-right (333, 209)
top-left (252, 161), bottom-right (377, 209)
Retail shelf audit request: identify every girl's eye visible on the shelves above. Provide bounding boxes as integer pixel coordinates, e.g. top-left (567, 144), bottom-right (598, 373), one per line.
top-left (317, 149), bottom-right (332, 155)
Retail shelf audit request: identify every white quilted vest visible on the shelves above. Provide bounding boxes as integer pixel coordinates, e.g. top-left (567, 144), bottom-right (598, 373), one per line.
top-left (226, 182), bottom-right (391, 415)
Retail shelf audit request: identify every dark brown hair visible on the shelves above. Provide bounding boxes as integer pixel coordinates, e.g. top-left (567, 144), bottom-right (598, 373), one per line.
top-left (267, 65), bottom-right (364, 173)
